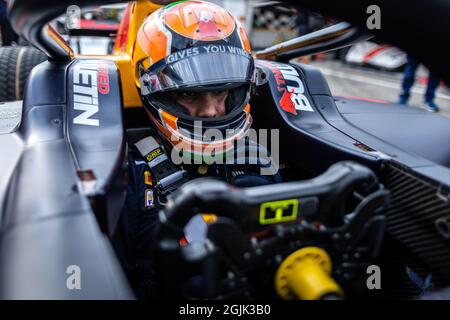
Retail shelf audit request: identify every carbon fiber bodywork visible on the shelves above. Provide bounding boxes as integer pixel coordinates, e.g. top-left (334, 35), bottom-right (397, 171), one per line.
top-left (0, 59), bottom-right (131, 299)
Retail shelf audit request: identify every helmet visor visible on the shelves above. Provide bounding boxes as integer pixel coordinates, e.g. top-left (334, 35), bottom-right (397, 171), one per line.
top-left (140, 45), bottom-right (255, 95)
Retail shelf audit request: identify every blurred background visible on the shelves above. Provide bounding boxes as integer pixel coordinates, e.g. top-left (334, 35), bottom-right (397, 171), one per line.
top-left (1, 0), bottom-right (449, 117)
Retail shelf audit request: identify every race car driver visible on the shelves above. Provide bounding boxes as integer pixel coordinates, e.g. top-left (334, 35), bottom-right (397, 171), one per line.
top-left (112, 1), bottom-right (281, 299)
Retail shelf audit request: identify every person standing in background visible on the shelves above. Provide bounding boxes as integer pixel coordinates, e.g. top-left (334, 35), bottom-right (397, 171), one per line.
top-left (398, 55), bottom-right (441, 112)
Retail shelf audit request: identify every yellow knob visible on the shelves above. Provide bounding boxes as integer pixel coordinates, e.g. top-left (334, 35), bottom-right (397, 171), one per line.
top-left (275, 247), bottom-right (344, 300)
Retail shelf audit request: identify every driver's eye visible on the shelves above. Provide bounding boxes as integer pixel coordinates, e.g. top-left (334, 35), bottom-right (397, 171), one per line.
top-left (211, 90), bottom-right (229, 96)
top-left (179, 91), bottom-right (198, 99)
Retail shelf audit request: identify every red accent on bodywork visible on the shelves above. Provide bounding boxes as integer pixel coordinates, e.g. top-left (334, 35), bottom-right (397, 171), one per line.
top-left (79, 19), bottom-right (119, 31)
top-left (179, 236), bottom-right (188, 246)
top-left (278, 87), bottom-right (297, 115)
top-left (97, 64), bottom-right (110, 94)
top-left (114, 3), bottom-right (132, 53)
top-left (362, 44), bottom-right (391, 63)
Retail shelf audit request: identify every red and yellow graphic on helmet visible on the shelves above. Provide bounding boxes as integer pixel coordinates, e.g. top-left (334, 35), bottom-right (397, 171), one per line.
top-left (133, 0), bottom-right (252, 87)
top-left (163, 1), bottom-right (236, 41)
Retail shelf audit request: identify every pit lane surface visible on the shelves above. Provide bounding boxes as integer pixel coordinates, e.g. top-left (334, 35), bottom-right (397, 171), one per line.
top-left (310, 60), bottom-right (450, 118)
top-left (0, 101), bottom-right (22, 134)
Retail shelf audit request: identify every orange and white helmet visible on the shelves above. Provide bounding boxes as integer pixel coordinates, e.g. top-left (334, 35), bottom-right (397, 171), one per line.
top-left (132, 0), bottom-right (255, 161)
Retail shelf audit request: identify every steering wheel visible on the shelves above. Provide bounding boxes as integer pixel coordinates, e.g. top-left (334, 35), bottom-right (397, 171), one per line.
top-left (152, 161), bottom-right (389, 299)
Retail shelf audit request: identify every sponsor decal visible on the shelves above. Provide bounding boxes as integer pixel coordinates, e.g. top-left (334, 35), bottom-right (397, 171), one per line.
top-left (259, 61), bottom-right (314, 115)
top-left (201, 213), bottom-right (217, 224)
top-left (146, 147), bottom-right (163, 162)
top-left (166, 47), bottom-right (200, 64)
top-left (165, 45), bottom-right (249, 64)
top-left (144, 171), bottom-right (153, 186)
top-left (77, 169), bottom-right (96, 181)
top-left (144, 189), bottom-right (154, 208)
top-left (259, 199), bottom-right (299, 225)
top-left (72, 62), bottom-right (109, 126)
top-left (279, 88), bottom-right (296, 115)
top-left (97, 63), bottom-right (110, 94)
top-left (76, 169), bottom-right (97, 194)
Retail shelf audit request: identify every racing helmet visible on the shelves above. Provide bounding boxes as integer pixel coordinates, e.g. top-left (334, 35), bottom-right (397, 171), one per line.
top-left (132, 0), bottom-right (255, 161)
